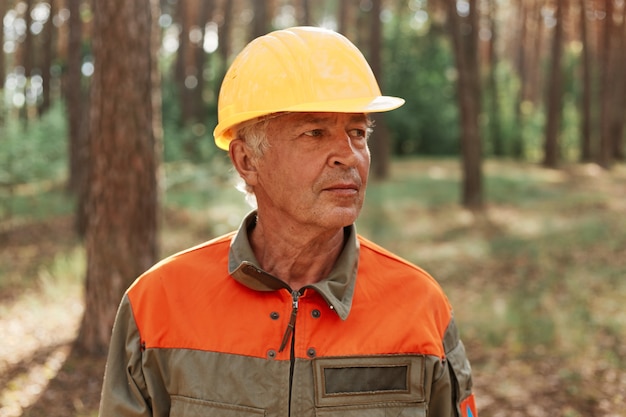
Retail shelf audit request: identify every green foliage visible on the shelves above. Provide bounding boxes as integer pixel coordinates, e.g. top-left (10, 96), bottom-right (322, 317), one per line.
top-left (383, 22), bottom-right (459, 156)
top-left (0, 102), bottom-right (68, 187)
top-left (161, 78), bottom-right (220, 163)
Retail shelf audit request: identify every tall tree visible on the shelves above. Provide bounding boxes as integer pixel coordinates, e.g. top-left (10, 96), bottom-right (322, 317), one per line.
top-left (77, 0), bottom-right (162, 355)
top-left (512, 0), bottom-right (529, 159)
top-left (337, 0), bottom-right (349, 36)
top-left (190, 0), bottom-right (216, 122)
top-left (299, 0), bottom-right (311, 25)
top-left (597, 0), bottom-right (617, 168)
top-left (0, 0), bottom-right (6, 91)
top-left (175, 0), bottom-right (192, 124)
top-left (39, 0), bottom-right (56, 114)
top-left (250, 0), bottom-right (271, 40)
top-left (579, 0), bottom-right (593, 162)
top-left (218, 0), bottom-right (234, 77)
top-left (485, 0), bottom-right (503, 156)
top-left (368, 0), bottom-right (391, 179)
top-left (21, 0), bottom-right (34, 78)
top-left (446, 0), bottom-right (483, 209)
top-left (66, 0), bottom-right (84, 193)
top-left (608, 0), bottom-right (625, 161)
top-left (543, 0), bottom-right (565, 168)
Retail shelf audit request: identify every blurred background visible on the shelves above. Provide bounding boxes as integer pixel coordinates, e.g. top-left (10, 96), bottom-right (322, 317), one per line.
top-left (0, 0), bottom-right (625, 416)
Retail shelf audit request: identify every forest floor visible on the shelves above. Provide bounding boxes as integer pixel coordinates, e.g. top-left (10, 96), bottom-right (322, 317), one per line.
top-left (1, 159), bottom-right (625, 417)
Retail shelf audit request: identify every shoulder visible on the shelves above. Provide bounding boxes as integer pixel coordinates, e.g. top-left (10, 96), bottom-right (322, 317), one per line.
top-left (356, 234), bottom-right (451, 306)
top-left (127, 231), bottom-right (236, 298)
top-left (357, 235), bottom-right (439, 282)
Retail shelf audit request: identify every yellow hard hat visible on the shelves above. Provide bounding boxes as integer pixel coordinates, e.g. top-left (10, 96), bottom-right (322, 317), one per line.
top-left (213, 26), bottom-right (405, 150)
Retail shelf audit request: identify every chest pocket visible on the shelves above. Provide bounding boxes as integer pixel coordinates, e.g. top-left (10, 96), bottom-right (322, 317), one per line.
top-left (313, 355), bottom-right (426, 417)
top-left (169, 395), bottom-right (265, 417)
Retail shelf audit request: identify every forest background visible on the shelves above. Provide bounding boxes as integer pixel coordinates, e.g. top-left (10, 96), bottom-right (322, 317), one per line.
top-left (1, 0), bottom-right (625, 416)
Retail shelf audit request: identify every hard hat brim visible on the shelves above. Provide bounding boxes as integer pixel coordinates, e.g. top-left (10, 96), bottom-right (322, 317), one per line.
top-left (214, 95), bottom-right (405, 151)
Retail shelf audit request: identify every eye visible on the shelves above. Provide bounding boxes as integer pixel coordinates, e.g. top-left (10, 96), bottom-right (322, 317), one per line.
top-left (303, 129), bottom-right (325, 138)
top-left (349, 129), bottom-right (366, 137)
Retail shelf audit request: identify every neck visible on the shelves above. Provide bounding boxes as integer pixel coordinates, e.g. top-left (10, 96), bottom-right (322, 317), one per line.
top-left (248, 215), bottom-right (347, 291)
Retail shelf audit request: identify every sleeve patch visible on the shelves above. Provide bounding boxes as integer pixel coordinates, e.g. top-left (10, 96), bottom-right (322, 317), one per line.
top-left (460, 393), bottom-right (477, 417)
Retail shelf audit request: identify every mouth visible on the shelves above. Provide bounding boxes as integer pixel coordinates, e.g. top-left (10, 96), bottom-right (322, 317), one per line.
top-left (322, 182), bottom-right (360, 195)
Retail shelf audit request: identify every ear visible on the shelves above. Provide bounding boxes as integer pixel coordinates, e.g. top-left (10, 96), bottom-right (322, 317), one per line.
top-left (229, 139), bottom-right (259, 186)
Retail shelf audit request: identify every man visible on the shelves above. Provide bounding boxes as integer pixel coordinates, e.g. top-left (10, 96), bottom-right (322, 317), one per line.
top-left (99, 26), bottom-right (477, 417)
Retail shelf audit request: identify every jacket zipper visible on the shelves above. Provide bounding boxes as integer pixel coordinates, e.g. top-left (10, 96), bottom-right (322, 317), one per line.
top-left (279, 290), bottom-right (300, 352)
top-left (280, 290), bottom-right (300, 417)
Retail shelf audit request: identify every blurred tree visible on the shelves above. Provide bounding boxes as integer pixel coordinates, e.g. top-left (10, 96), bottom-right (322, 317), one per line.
top-left (21, 0), bottom-right (34, 78)
top-left (66, 0), bottom-right (90, 238)
top-left (446, 0), bottom-right (484, 209)
top-left (77, 0), bottom-right (162, 355)
top-left (0, 0), bottom-right (6, 91)
top-left (597, 0), bottom-right (611, 168)
top-left (174, 0), bottom-right (217, 124)
top-left (369, 0), bottom-right (392, 179)
top-left (250, 0), bottom-right (272, 40)
top-left (512, 0), bottom-right (544, 159)
top-left (597, 0), bottom-right (624, 168)
top-left (543, 0), bottom-right (565, 168)
top-left (337, 0), bottom-right (356, 39)
top-left (299, 0), bottom-right (311, 25)
top-left (190, 0), bottom-right (216, 122)
top-left (174, 0), bottom-right (192, 123)
top-left (485, 0), bottom-right (503, 157)
top-left (616, 2), bottom-right (626, 161)
top-left (579, 0), bottom-right (593, 162)
top-left (217, 0), bottom-right (234, 76)
top-left (39, 0), bottom-right (56, 114)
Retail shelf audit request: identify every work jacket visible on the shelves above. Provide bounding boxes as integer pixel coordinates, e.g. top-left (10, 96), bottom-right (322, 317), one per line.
top-left (99, 212), bottom-right (477, 417)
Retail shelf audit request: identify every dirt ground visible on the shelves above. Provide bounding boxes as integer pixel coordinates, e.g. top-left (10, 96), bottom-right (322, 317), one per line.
top-left (1, 204), bottom-right (625, 416)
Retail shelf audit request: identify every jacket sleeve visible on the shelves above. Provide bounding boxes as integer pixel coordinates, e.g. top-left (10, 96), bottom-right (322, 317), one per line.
top-left (429, 316), bottom-right (478, 417)
top-left (99, 295), bottom-right (152, 417)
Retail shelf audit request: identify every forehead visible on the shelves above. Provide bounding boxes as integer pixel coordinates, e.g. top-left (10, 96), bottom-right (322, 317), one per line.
top-left (271, 112), bottom-right (369, 127)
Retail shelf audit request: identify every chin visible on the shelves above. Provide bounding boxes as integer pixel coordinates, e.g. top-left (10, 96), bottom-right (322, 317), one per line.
top-left (322, 208), bottom-right (360, 229)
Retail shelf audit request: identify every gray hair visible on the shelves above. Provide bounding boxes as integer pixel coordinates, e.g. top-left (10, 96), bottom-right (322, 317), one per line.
top-left (232, 116), bottom-right (274, 207)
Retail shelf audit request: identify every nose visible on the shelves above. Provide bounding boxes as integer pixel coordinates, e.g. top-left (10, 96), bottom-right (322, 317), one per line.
top-left (328, 132), bottom-right (364, 167)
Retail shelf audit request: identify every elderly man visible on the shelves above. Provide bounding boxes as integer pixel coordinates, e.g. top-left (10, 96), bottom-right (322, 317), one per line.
top-left (99, 26), bottom-right (477, 417)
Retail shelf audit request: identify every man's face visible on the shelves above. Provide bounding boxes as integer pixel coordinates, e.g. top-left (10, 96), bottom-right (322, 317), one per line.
top-left (252, 112), bottom-right (371, 232)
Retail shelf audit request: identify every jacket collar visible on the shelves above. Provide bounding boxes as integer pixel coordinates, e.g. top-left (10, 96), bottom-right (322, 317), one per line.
top-left (228, 211), bottom-right (358, 320)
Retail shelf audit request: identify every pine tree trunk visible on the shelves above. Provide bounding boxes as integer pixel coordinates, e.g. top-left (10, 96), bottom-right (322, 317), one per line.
top-left (579, 0), bottom-right (593, 162)
top-left (76, 0), bottom-right (162, 356)
top-left (369, 0), bottom-right (391, 180)
top-left (39, 0), bottom-right (56, 115)
top-left (447, 0), bottom-right (483, 209)
top-left (0, 0), bottom-right (6, 98)
top-left (543, 0), bottom-right (564, 168)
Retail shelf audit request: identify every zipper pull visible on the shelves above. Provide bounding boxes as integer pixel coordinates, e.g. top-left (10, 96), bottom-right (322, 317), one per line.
top-left (278, 291), bottom-right (300, 352)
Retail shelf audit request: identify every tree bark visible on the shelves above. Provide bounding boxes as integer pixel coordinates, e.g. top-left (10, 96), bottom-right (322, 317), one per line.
top-left (39, 0), bottom-right (56, 114)
top-left (66, 0), bottom-right (84, 193)
top-left (190, 0), bottom-right (216, 122)
top-left (598, 0), bottom-right (614, 168)
top-left (77, 0), bottom-right (162, 356)
top-left (486, 0), bottom-right (503, 157)
top-left (218, 0), bottom-right (234, 78)
top-left (579, 0), bottom-right (593, 162)
top-left (369, 0), bottom-right (391, 180)
top-left (65, 0), bottom-right (91, 238)
top-left (609, 0), bottom-right (626, 161)
top-left (543, 0), bottom-right (565, 168)
top-left (250, 0), bottom-right (271, 40)
top-left (512, 0), bottom-right (528, 159)
top-left (300, 0), bottom-right (311, 25)
top-left (0, 0), bottom-right (6, 98)
top-left (447, 0), bottom-right (483, 209)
